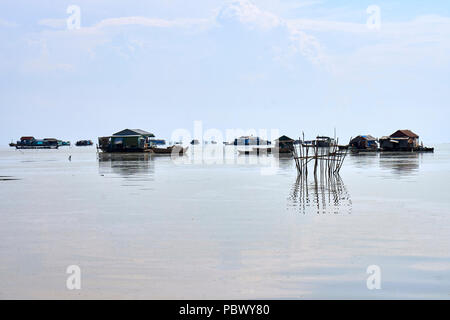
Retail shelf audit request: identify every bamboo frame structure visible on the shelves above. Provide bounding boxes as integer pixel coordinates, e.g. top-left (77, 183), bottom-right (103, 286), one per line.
top-left (293, 138), bottom-right (348, 176)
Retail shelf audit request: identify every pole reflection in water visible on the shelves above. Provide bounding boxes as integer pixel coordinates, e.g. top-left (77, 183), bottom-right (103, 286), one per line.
top-left (288, 172), bottom-right (352, 215)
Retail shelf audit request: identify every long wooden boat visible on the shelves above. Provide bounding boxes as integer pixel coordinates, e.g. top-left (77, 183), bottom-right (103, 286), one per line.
top-left (146, 146), bottom-right (188, 155)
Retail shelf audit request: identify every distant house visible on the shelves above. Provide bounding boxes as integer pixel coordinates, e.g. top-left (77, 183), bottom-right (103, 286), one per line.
top-left (315, 136), bottom-right (335, 147)
top-left (275, 135), bottom-right (295, 150)
top-left (233, 135), bottom-right (270, 146)
top-left (190, 139), bottom-right (200, 145)
top-left (350, 135), bottom-right (378, 150)
top-left (379, 130), bottom-right (419, 151)
top-left (98, 129), bottom-right (155, 152)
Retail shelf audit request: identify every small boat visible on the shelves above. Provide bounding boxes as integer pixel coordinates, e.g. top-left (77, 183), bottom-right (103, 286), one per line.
top-left (148, 139), bottom-right (166, 146)
top-left (75, 140), bottom-right (93, 146)
top-left (58, 140), bottom-right (71, 147)
top-left (146, 146), bottom-right (188, 155)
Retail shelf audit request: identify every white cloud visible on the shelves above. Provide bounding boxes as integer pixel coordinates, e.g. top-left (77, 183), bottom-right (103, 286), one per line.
top-left (21, 40), bottom-right (74, 73)
top-left (218, 0), bottom-right (328, 66)
top-left (33, 0), bottom-right (327, 68)
top-left (93, 16), bottom-right (214, 30)
top-left (286, 19), bottom-right (366, 34)
top-left (31, 1), bottom-right (450, 73)
top-left (287, 27), bottom-right (327, 66)
top-left (0, 18), bottom-right (18, 28)
top-left (218, 0), bottom-right (281, 29)
top-left (37, 15), bottom-right (214, 33)
top-left (38, 18), bottom-right (66, 29)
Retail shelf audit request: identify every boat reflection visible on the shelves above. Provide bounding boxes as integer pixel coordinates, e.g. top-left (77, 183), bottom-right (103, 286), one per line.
top-left (98, 153), bottom-right (155, 182)
top-left (288, 173), bottom-right (352, 214)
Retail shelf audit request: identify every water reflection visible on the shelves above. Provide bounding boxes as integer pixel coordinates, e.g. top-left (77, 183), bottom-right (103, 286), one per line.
top-left (349, 152), bottom-right (378, 169)
top-left (378, 153), bottom-right (420, 176)
top-left (98, 153), bottom-right (154, 184)
top-left (288, 173), bottom-right (352, 214)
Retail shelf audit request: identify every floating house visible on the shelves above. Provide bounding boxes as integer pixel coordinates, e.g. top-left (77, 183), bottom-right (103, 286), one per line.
top-left (349, 135), bottom-right (378, 150)
top-left (98, 129), bottom-right (155, 152)
top-left (274, 135), bottom-right (295, 151)
top-left (190, 139), bottom-right (200, 145)
top-left (315, 136), bottom-right (335, 148)
top-left (232, 135), bottom-right (270, 146)
top-left (379, 130), bottom-right (419, 151)
top-left (12, 136), bottom-right (59, 149)
top-left (300, 136), bottom-right (335, 147)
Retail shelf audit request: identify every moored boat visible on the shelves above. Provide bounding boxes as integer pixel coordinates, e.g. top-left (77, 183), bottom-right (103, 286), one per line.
top-left (76, 140), bottom-right (93, 146)
top-left (12, 136), bottom-right (59, 149)
top-left (146, 145), bottom-right (188, 155)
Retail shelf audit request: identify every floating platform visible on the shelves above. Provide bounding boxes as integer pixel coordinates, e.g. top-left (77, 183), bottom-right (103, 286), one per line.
top-left (16, 145), bottom-right (59, 150)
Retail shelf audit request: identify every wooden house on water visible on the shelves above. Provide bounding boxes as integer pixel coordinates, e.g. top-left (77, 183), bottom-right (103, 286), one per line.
top-left (349, 135), bottom-right (378, 151)
top-left (239, 135), bottom-right (295, 156)
top-left (315, 136), bottom-right (335, 147)
top-left (379, 130), bottom-right (420, 151)
top-left (232, 135), bottom-right (270, 146)
top-left (98, 129), bottom-right (155, 152)
top-left (274, 135), bottom-right (295, 152)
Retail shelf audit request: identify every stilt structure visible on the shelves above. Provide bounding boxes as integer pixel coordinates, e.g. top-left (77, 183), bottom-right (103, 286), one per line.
top-left (293, 137), bottom-right (348, 176)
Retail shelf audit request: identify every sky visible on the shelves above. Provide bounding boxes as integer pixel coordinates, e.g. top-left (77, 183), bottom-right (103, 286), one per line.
top-left (0, 0), bottom-right (449, 145)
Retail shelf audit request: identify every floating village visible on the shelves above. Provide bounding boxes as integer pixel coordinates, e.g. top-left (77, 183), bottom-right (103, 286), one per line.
top-left (9, 128), bottom-right (434, 176)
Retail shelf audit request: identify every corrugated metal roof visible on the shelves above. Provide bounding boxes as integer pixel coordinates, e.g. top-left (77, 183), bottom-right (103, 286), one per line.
top-left (275, 135), bottom-right (294, 142)
top-left (361, 135), bottom-right (377, 140)
top-left (390, 129), bottom-right (419, 138)
top-left (113, 129), bottom-right (155, 137)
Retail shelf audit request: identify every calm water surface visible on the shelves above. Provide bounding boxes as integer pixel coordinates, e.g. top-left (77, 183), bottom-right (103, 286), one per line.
top-left (0, 145), bottom-right (449, 299)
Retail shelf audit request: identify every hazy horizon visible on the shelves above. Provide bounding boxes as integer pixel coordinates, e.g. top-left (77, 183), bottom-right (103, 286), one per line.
top-left (1, 0), bottom-right (449, 145)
